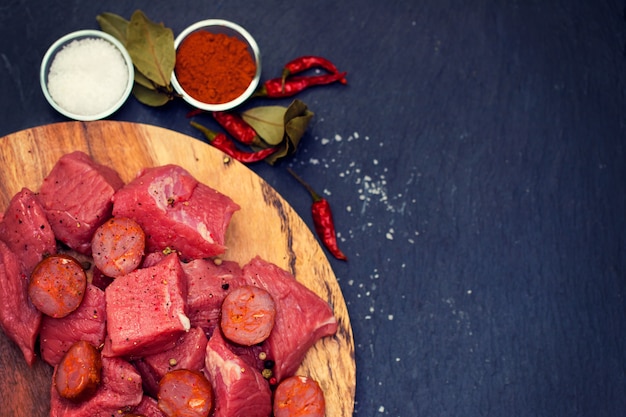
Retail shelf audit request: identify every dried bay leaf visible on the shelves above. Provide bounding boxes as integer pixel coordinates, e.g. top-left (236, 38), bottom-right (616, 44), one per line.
top-left (133, 69), bottom-right (158, 91)
top-left (96, 12), bottom-right (129, 45)
top-left (242, 106), bottom-right (286, 146)
top-left (243, 100), bottom-right (313, 165)
top-left (284, 99), bottom-right (314, 145)
top-left (265, 100), bottom-right (313, 164)
top-left (132, 83), bottom-right (172, 107)
top-left (126, 10), bottom-right (175, 88)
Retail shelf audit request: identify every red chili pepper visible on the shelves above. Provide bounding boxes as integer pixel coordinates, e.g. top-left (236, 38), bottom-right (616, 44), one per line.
top-left (281, 56), bottom-right (347, 85)
top-left (287, 168), bottom-right (347, 261)
top-left (185, 108), bottom-right (205, 118)
top-left (190, 121), bottom-right (277, 164)
top-left (255, 71), bottom-right (348, 98)
top-left (212, 111), bottom-right (261, 146)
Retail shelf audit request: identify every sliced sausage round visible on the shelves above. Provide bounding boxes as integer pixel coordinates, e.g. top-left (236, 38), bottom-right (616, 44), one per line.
top-left (91, 217), bottom-right (145, 277)
top-left (220, 285), bottom-right (276, 346)
top-left (273, 375), bottom-right (326, 417)
top-left (157, 369), bottom-right (213, 417)
top-left (54, 340), bottom-right (102, 402)
top-left (28, 254), bottom-right (87, 318)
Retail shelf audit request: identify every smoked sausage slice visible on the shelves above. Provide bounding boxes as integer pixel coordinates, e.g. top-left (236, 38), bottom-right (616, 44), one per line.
top-left (28, 254), bottom-right (87, 318)
top-left (157, 369), bottom-right (214, 417)
top-left (91, 217), bottom-right (145, 277)
top-left (220, 285), bottom-right (276, 346)
top-left (54, 340), bottom-right (102, 402)
top-left (273, 375), bottom-right (326, 417)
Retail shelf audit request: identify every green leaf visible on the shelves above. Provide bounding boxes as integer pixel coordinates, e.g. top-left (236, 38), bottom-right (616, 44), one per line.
top-left (96, 12), bottom-right (129, 46)
top-left (126, 10), bottom-right (175, 88)
top-left (241, 106), bottom-right (287, 146)
top-left (132, 83), bottom-right (172, 107)
top-left (285, 110), bottom-right (314, 148)
top-left (284, 99), bottom-right (314, 147)
top-left (134, 69), bottom-right (158, 90)
top-left (258, 99), bottom-right (314, 165)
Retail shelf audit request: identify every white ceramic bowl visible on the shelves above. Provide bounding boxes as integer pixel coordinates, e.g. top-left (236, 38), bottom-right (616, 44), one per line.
top-left (171, 19), bottom-right (262, 111)
top-left (40, 30), bottom-right (134, 121)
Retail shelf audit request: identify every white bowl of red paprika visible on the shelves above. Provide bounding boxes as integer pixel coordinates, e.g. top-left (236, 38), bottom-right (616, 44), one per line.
top-left (171, 19), bottom-right (262, 111)
top-left (40, 30), bottom-right (134, 121)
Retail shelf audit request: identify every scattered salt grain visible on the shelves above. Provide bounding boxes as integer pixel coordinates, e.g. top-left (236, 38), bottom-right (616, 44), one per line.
top-left (47, 37), bottom-right (129, 116)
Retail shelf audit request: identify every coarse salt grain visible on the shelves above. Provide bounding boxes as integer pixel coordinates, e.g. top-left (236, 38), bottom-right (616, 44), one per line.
top-left (47, 38), bottom-right (129, 116)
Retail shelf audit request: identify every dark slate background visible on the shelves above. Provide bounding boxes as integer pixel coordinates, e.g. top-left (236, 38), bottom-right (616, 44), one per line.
top-left (1, 1), bottom-right (625, 416)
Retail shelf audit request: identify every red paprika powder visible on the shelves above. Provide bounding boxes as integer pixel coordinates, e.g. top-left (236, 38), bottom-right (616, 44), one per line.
top-left (175, 30), bottom-right (256, 104)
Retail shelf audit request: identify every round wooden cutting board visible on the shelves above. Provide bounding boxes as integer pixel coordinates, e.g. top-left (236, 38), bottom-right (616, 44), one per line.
top-left (0, 121), bottom-right (355, 417)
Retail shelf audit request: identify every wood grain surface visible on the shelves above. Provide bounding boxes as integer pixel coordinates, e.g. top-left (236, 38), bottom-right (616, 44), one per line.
top-left (0, 121), bottom-right (355, 417)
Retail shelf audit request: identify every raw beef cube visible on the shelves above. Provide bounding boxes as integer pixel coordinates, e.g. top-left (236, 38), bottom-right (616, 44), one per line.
top-left (39, 283), bottom-right (107, 366)
top-left (204, 329), bottom-right (272, 417)
top-left (104, 253), bottom-right (190, 357)
top-left (38, 151), bottom-right (124, 254)
top-left (49, 356), bottom-right (143, 417)
top-left (134, 326), bottom-right (208, 397)
top-left (182, 258), bottom-right (246, 334)
top-left (0, 240), bottom-right (42, 365)
top-left (112, 164), bottom-right (240, 260)
top-left (0, 187), bottom-right (57, 274)
top-left (242, 256), bottom-right (338, 382)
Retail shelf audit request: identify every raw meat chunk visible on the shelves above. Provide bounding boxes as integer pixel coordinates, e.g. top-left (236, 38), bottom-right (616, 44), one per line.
top-left (39, 284), bottom-right (107, 366)
top-left (0, 240), bottom-right (42, 365)
top-left (49, 356), bottom-right (143, 417)
top-left (182, 258), bottom-right (246, 334)
top-left (38, 151), bottom-right (125, 254)
top-left (242, 256), bottom-right (338, 381)
top-left (104, 253), bottom-right (190, 358)
top-left (0, 187), bottom-right (57, 274)
top-left (204, 329), bottom-right (272, 417)
top-left (134, 326), bottom-right (208, 397)
top-left (112, 164), bottom-right (240, 260)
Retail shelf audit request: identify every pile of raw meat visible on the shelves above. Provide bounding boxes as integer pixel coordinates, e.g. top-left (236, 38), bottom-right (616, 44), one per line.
top-left (0, 151), bottom-right (337, 417)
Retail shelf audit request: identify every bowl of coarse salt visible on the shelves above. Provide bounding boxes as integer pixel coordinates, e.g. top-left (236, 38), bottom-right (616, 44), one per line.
top-left (171, 19), bottom-right (262, 112)
top-left (40, 30), bottom-right (134, 121)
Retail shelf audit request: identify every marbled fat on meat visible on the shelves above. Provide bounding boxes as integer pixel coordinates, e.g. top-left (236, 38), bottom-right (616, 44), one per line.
top-left (112, 164), bottom-right (240, 260)
top-left (39, 284), bottom-right (107, 366)
top-left (38, 151), bottom-right (125, 255)
top-left (204, 329), bottom-right (272, 417)
top-left (104, 253), bottom-right (190, 358)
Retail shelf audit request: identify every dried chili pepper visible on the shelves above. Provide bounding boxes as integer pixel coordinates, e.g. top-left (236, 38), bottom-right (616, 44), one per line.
top-left (281, 56), bottom-right (347, 86)
top-left (255, 71), bottom-right (347, 98)
top-left (287, 168), bottom-right (347, 261)
top-left (212, 111), bottom-right (261, 146)
top-left (185, 108), bottom-right (205, 118)
top-left (190, 121), bottom-right (277, 164)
